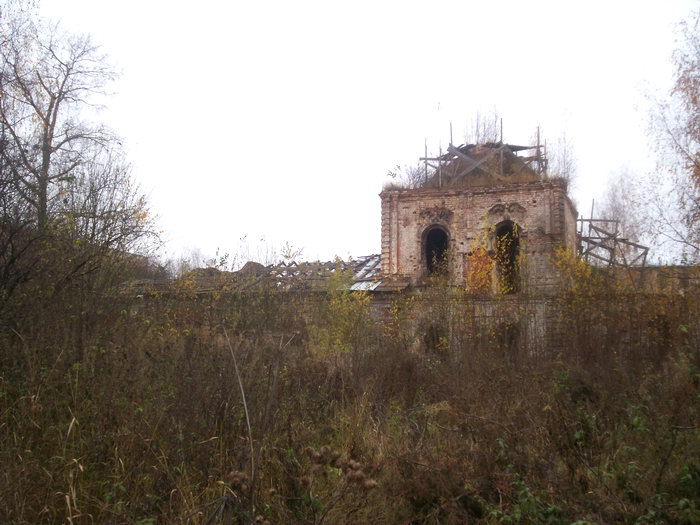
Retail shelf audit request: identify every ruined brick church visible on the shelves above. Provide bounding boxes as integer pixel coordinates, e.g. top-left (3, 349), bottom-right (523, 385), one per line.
top-left (161, 137), bottom-right (696, 355)
top-left (239, 141), bottom-right (578, 297)
top-left (377, 142), bottom-right (577, 294)
top-left (191, 139), bottom-right (658, 295)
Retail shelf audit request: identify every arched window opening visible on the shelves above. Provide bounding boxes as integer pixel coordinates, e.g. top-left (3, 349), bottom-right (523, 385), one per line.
top-left (425, 227), bottom-right (449, 275)
top-left (495, 221), bottom-right (519, 293)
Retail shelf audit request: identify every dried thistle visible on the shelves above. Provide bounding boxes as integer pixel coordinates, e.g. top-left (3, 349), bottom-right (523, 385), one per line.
top-left (362, 479), bottom-right (378, 490)
top-left (310, 464), bottom-right (327, 477)
top-left (228, 470), bottom-right (249, 491)
top-left (329, 451), bottom-right (342, 467)
top-left (346, 470), bottom-right (365, 483)
top-left (305, 447), bottom-right (323, 464)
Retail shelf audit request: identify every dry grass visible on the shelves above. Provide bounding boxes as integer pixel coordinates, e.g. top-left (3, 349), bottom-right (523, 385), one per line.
top-left (0, 268), bottom-right (699, 524)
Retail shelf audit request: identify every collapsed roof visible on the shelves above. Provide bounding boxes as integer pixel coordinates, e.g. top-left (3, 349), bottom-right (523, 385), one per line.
top-left (126, 255), bottom-right (389, 295)
top-left (419, 142), bottom-right (546, 189)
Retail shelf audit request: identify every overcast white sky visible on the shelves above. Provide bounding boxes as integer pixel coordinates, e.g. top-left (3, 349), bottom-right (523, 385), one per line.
top-left (41, 0), bottom-right (697, 265)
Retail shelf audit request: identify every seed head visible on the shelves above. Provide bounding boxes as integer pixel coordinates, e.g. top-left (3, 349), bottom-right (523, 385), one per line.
top-left (228, 470), bottom-right (249, 490)
top-left (310, 464), bottom-right (327, 477)
top-left (346, 470), bottom-right (366, 483)
top-left (329, 451), bottom-right (342, 467)
top-left (362, 479), bottom-right (378, 490)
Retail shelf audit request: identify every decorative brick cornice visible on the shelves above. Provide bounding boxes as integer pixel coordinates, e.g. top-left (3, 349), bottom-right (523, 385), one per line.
top-left (419, 205), bottom-right (453, 222)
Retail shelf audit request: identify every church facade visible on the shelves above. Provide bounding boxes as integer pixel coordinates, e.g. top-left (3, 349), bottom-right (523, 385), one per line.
top-left (379, 143), bottom-right (578, 295)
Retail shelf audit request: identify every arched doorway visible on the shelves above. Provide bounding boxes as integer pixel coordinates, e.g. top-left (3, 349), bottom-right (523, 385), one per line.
top-left (424, 226), bottom-right (449, 275)
top-left (495, 221), bottom-right (519, 293)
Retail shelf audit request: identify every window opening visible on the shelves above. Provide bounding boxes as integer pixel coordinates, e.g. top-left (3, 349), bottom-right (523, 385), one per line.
top-left (495, 221), bottom-right (519, 293)
top-left (425, 227), bottom-right (449, 275)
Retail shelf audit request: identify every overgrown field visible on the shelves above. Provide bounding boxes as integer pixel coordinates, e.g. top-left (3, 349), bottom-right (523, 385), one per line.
top-left (1, 272), bottom-right (699, 524)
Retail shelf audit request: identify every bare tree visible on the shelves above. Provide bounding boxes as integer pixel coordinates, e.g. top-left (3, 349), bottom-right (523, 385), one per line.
top-left (0, 131), bottom-right (36, 297)
top-left (667, 12), bottom-right (700, 184)
top-left (0, 15), bottom-right (115, 230)
top-left (646, 9), bottom-right (700, 262)
top-left (464, 109), bottom-right (501, 144)
top-left (55, 145), bottom-right (150, 251)
top-left (0, 7), bottom-right (156, 302)
top-left (597, 168), bottom-right (644, 243)
top-left (636, 169), bottom-right (699, 263)
top-left (385, 162), bottom-right (429, 190)
top-left (546, 132), bottom-right (577, 187)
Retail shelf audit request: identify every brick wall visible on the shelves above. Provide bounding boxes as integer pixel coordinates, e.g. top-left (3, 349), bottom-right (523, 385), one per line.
top-left (379, 179), bottom-right (577, 294)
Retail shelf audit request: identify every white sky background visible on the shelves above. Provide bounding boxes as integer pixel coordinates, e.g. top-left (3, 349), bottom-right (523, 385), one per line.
top-left (40, 0), bottom-right (698, 265)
